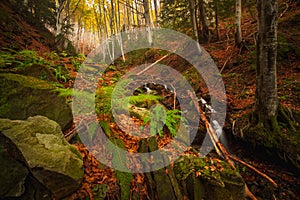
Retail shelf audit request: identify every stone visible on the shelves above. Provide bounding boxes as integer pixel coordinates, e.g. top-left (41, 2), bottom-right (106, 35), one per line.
top-left (174, 154), bottom-right (246, 200)
top-left (0, 73), bottom-right (72, 131)
top-left (0, 116), bottom-right (84, 199)
top-left (16, 64), bottom-right (57, 82)
top-left (0, 133), bottom-right (28, 198)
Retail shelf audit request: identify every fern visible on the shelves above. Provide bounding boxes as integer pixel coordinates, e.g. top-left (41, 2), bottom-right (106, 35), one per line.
top-left (143, 107), bottom-right (184, 137)
top-left (53, 88), bottom-right (95, 111)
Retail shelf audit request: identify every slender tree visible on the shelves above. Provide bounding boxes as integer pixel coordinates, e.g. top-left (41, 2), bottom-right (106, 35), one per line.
top-left (188, 0), bottom-right (199, 42)
top-left (214, 0), bottom-right (220, 40)
top-left (198, 0), bottom-right (209, 43)
top-left (235, 0), bottom-right (242, 45)
top-left (255, 0), bottom-right (279, 124)
top-left (143, 0), bottom-right (152, 27)
top-left (153, 0), bottom-right (159, 26)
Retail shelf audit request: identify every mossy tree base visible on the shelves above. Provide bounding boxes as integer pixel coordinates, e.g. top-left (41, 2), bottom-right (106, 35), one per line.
top-left (237, 104), bottom-right (300, 173)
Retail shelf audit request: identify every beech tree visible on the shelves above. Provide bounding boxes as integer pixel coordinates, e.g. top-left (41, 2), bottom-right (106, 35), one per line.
top-left (214, 0), bottom-right (220, 40)
top-left (188, 0), bottom-right (199, 42)
top-left (199, 0), bottom-right (210, 43)
top-left (255, 0), bottom-right (278, 124)
top-left (235, 0), bottom-right (242, 45)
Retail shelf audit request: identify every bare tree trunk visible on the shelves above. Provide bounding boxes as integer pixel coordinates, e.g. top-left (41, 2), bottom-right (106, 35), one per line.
top-left (55, 0), bottom-right (66, 38)
top-left (134, 0), bottom-right (140, 27)
top-left (199, 0), bottom-right (210, 43)
top-left (153, 0), bottom-right (159, 26)
top-left (255, 0), bottom-right (279, 121)
top-left (235, 0), bottom-right (242, 45)
top-left (143, 0), bottom-right (152, 27)
top-left (215, 0), bottom-right (220, 40)
top-left (189, 0), bottom-right (199, 42)
top-left (124, 0), bottom-right (130, 28)
top-left (101, 0), bottom-right (108, 38)
top-left (110, 0), bottom-right (115, 35)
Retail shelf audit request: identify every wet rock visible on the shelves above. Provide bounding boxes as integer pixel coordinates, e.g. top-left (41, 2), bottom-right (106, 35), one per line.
top-left (0, 116), bottom-right (84, 199)
top-left (0, 73), bottom-right (72, 131)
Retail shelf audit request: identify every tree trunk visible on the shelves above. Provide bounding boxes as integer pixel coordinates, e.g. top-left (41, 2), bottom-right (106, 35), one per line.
top-left (55, 0), bottom-right (66, 38)
top-left (255, 0), bottom-right (279, 121)
top-left (189, 0), bottom-right (199, 42)
top-left (198, 0), bottom-right (209, 43)
top-left (143, 0), bottom-right (152, 27)
top-left (134, 0), bottom-right (140, 27)
top-left (110, 0), bottom-right (115, 35)
top-left (153, 0), bottom-right (159, 26)
top-left (235, 0), bottom-right (242, 45)
top-left (215, 0), bottom-right (220, 40)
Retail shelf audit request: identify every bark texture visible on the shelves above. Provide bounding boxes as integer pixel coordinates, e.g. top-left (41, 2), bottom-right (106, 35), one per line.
top-left (235, 0), bottom-right (242, 45)
top-left (255, 0), bottom-right (279, 120)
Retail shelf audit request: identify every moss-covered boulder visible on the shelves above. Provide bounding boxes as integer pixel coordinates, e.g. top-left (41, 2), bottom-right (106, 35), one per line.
top-left (0, 116), bottom-right (84, 199)
top-left (174, 154), bottom-right (246, 200)
top-left (16, 64), bottom-right (57, 82)
top-left (0, 73), bottom-right (72, 131)
top-left (0, 133), bottom-right (29, 198)
top-left (138, 137), bottom-right (183, 200)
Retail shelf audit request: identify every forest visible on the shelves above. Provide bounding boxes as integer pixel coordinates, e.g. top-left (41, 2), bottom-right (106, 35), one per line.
top-left (0, 0), bottom-right (299, 200)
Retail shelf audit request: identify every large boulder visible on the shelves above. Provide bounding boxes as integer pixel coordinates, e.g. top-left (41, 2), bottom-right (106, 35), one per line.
top-left (16, 64), bottom-right (57, 82)
top-left (0, 133), bottom-right (29, 198)
top-left (0, 116), bottom-right (84, 199)
top-left (174, 154), bottom-right (246, 200)
top-left (0, 73), bottom-right (72, 131)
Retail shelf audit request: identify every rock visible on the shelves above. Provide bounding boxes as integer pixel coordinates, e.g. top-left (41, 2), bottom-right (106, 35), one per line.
top-left (174, 154), bottom-right (246, 200)
top-left (0, 133), bottom-right (28, 198)
top-left (0, 73), bottom-right (72, 131)
top-left (0, 116), bottom-right (84, 199)
top-left (138, 137), bottom-right (181, 200)
top-left (0, 132), bottom-right (52, 200)
top-left (16, 64), bottom-right (57, 82)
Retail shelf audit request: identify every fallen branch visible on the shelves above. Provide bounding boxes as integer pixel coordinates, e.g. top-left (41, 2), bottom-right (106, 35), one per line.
top-left (187, 90), bottom-right (278, 200)
top-left (220, 49), bottom-right (234, 74)
top-left (137, 53), bottom-right (171, 75)
top-left (228, 154), bottom-right (278, 188)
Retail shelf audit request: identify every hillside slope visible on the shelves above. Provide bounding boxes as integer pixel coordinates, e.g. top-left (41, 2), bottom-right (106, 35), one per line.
top-left (0, 1), bottom-right (55, 53)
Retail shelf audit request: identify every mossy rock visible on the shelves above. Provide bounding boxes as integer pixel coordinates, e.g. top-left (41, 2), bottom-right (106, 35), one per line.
top-left (0, 73), bottom-right (72, 131)
top-left (0, 132), bottom-right (52, 200)
top-left (0, 133), bottom-right (29, 198)
top-left (174, 154), bottom-right (246, 200)
top-left (0, 116), bottom-right (84, 199)
top-left (16, 64), bottom-right (57, 82)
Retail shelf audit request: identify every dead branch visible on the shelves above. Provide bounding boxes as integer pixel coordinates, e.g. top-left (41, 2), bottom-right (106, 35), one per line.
top-left (228, 154), bottom-right (278, 188)
top-left (220, 49), bottom-right (234, 74)
top-left (137, 53), bottom-right (171, 75)
top-left (187, 90), bottom-right (281, 200)
top-left (279, 2), bottom-right (289, 18)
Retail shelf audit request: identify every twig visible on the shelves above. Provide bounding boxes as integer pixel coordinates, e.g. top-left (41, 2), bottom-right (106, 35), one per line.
top-left (279, 2), bottom-right (289, 18)
top-left (220, 49), bottom-right (234, 74)
top-left (137, 53), bottom-right (171, 75)
top-left (228, 154), bottom-right (278, 188)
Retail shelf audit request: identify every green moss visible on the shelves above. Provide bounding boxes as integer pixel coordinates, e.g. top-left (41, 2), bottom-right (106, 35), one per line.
top-left (0, 73), bottom-right (54, 90)
top-left (242, 106), bottom-right (300, 172)
top-left (173, 154), bottom-right (245, 200)
top-left (96, 85), bottom-right (114, 115)
top-left (99, 120), bottom-right (111, 136)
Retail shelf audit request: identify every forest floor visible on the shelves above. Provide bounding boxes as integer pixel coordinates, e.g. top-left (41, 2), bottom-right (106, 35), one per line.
top-left (65, 4), bottom-right (300, 199)
top-left (1, 0), bottom-right (299, 199)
